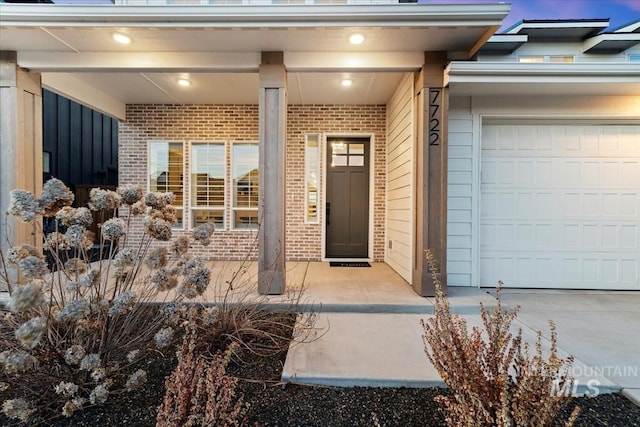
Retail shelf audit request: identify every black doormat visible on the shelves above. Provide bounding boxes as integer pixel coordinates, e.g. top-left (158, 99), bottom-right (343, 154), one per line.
top-left (329, 261), bottom-right (371, 267)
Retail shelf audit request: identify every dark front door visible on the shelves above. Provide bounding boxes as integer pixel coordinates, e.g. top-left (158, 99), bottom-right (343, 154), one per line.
top-left (326, 137), bottom-right (370, 258)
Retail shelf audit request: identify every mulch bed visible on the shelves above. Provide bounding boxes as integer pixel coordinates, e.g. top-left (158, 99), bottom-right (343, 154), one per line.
top-left (2, 317), bottom-right (640, 427)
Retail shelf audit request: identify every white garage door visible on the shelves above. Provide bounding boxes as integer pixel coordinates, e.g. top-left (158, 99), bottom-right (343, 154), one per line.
top-left (480, 124), bottom-right (640, 290)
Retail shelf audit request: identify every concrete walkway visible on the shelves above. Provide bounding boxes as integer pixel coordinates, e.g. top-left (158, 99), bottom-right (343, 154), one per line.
top-left (277, 264), bottom-right (640, 406)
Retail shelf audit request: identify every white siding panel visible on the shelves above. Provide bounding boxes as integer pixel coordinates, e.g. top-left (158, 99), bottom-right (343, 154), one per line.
top-left (385, 73), bottom-right (414, 283)
top-left (481, 124), bottom-right (640, 290)
top-left (447, 96), bottom-right (474, 286)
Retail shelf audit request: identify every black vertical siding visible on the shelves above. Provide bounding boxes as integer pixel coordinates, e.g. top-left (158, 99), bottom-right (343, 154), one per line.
top-left (42, 89), bottom-right (118, 189)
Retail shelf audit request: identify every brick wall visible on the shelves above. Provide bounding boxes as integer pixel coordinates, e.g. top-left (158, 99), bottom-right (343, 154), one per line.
top-left (119, 104), bottom-right (386, 261)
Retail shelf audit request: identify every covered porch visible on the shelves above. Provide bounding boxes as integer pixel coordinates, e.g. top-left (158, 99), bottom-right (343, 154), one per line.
top-left (0, 1), bottom-right (512, 296)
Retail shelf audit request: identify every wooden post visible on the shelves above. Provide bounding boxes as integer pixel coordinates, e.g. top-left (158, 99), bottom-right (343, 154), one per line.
top-left (258, 52), bottom-right (287, 294)
top-left (412, 51), bottom-right (448, 296)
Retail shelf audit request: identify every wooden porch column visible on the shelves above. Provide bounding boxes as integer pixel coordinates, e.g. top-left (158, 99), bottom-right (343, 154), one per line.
top-left (412, 51), bottom-right (448, 296)
top-left (0, 51), bottom-right (43, 289)
top-left (258, 52), bottom-right (287, 294)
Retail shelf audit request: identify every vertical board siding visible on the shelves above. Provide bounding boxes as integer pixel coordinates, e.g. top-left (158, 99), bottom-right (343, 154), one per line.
top-left (447, 96), bottom-right (474, 286)
top-left (385, 73), bottom-right (414, 283)
top-left (42, 89), bottom-right (119, 189)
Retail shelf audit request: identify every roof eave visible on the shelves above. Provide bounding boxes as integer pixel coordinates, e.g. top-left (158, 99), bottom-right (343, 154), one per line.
top-left (0, 3), bottom-right (510, 27)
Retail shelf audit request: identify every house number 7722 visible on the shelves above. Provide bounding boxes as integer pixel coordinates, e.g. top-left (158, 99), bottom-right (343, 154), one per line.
top-left (429, 88), bottom-right (441, 146)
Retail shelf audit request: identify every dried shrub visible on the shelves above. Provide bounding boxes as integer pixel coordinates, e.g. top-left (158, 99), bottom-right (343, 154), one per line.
top-left (156, 322), bottom-right (248, 427)
top-left (0, 179), bottom-right (215, 424)
top-left (421, 249), bottom-right (579, 427)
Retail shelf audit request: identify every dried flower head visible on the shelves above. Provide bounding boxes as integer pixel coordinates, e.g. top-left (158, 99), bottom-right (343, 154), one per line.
top-left (44, 231), bottom-right (70, 251)
top-left (145, 216), bottom-right (172, 241)
top-left (150, 268), bottom-right (179, 292)
top-left (117, 184), bottom-right (144, 205)
top-left (182, 257), bottom-right (205, 275)
top-left (130, 200), bottom-right (147, 215)
top-left (64, 345), bottom-right (86, 365)
top-left (145, 192), bottom-right (174, 210)
top-left (62, 398), bottom-right (86, 418)
top-left (126, 350), bottom-right (140, 363)
top-left (64, 258), bottom-right (87, 275)
top-left (125, 369), bottom-right (147, 391)
top-left (7, 190), bottom-right (41, 222)
top-left (79, 353), bottom-right (101, 371)
top-left (202, 306), bottom-right (219, 326)
top-left (55, 298), bottom-right (90, 322)
top-left (154, 327), bottom-right (174, 349)
top-left (7, 282), bottom-right (44, 312)
top-left (171, 235), bottom-right (190, 256)
top-left (79, 270), bottom-right (100, 288)
top-left (89, 188), bottom-right (121, 211)
top-left (101, 217), bottom-right (126, 241)
top-left (6, 245), bottom-right (40, 265)
top-left (2, 398), bottom-right (35, 422)
top-left (89, 384), bottom-right (109, 405)
top-left (113, 248), bottom-right (135, 268)
top-left (56, 206), bottom-right (93, 227)
top-left (145, 247), bottom-right (167, 269)
top-left (54, 382), bottom-right (79, 397)
top-left (160, 205), bottom-right (178, 224)
top-left (64, 224), bottom-right (93, 250)
top-left (181, 267), bottom-right (211, 297)
top-left (192, 222), bottom-right (215, 246)
top-left (91, 367), bottom-right (107, 382)
top-left (38, 178), bottom-right (74, 216)
top-left (15, 317), bottom-right (46, 349)
top-left (108, 290), bottom-right (136, 317)
top-left (0, 350), bottom-right (38, 374)
top-left (17, 256), bottom-right (49, 279)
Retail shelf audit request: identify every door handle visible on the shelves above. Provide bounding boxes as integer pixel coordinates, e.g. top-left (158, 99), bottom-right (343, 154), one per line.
top-left (326, 202), bottom-right (331, 226)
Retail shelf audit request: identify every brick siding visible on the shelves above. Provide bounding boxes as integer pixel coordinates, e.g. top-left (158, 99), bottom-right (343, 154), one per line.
top-left (119, 104), bottom-right (386, 261)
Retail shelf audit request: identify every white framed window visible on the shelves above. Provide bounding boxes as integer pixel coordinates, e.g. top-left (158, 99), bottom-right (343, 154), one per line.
top-left (231, 142), bottom-right (259, 230)
top-left (305, 134), bottom-right (320, 223)
top-left (148, 141), bottom-right (184, 229)
top-left (630, 54), bottom-right (640, 63)
top-left (190, 142), bottom-right (226, 230)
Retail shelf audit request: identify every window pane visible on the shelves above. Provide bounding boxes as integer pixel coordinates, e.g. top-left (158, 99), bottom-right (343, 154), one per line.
top-left (191, 143), bottom-right (225, 208)
top-left (519, 56), bottom-right (544, 63)
top-left (233, 144), bottom-right (259, 208)
top-left (350, 143), bottom-right (364, 155)
top-left (233, 209), bottom-right (259, 229)
top-left (305, 134), bottom-right (320, 223)
top-left (349, 155), bottom-right (364, 166)
top-left (149, 142), bottom-right (183, 205)
top-left (192, 209), bottom-right (224, 229)
top-left (331, 142), bottom-right (347, 155)
top-left (332, 155), bottom-right (348, 167)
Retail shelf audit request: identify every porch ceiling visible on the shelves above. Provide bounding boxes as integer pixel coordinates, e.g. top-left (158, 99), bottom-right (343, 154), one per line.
top-left (0, 3), bottom-right (509, 119)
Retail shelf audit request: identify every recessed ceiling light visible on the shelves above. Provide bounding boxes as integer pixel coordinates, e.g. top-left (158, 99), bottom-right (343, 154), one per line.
top-left (178, 78), bottom-right (191, 87)
top-left (341, 79), bottom-right (353, 87)
top-left (349, 34), bottom-right (365, 45)
top-left (112, 33), bottom-right (131, 45)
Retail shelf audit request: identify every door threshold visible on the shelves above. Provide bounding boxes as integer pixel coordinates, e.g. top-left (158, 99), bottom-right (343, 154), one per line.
top-left (323, 258), bottom-right (372, 263)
